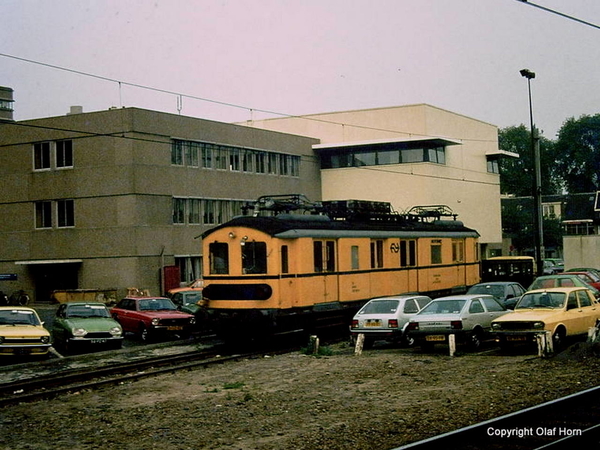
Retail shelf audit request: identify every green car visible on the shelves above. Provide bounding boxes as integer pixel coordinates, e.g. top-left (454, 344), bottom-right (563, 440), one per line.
top-left (52, 302), bottom-right (123, 352)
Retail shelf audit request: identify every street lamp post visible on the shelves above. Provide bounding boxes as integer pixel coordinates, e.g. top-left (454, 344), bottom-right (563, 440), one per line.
top-left (520, 68), bottom-right (544, 276)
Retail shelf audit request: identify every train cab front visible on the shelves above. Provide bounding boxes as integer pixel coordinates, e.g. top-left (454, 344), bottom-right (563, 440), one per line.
top-left (201, 223), bottom-right (283, 339)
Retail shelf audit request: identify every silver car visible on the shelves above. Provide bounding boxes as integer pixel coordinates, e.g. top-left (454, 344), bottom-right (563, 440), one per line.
top-left (406, 294), bottom-right (508, 350)
top-left (350, 295), bottom-right (432, 348)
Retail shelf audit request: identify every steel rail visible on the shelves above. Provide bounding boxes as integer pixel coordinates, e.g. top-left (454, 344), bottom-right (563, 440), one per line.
top-left (392, 384), bottom-right (600, 450)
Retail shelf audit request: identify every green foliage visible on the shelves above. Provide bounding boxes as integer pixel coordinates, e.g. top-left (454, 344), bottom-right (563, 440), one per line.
top-left (300, 345), bottom-right (334, 357)
top-left (498, 125), bottom-right (559, 196)
top-left (554, 114), bottom-right (600, 193)
top-left (223, 381), bottom-right (245, 389)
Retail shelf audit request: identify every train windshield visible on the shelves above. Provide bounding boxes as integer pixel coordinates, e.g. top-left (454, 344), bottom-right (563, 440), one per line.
top-left (209, 242), bottom-right (229, 274)
top-left (242, 241), bottom-right (267, 274)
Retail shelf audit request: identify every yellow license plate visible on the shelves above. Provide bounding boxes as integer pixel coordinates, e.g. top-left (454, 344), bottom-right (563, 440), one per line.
top-left (167, 326), bottom-right (183, 331)
top-left (426, 335), bottom-right (446, 342)
top-left (507, 335), bottom-right (527, 342)
top-left (365, 321), bottom-right (381, 327)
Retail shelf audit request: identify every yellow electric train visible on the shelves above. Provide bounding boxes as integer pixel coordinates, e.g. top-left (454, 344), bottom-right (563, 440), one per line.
top-left (201, 195), bottom-right (481, 338)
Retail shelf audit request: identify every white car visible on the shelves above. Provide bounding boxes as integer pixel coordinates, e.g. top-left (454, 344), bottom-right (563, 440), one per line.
top-left (350, 295), bottom-right (432, 348)
top-left (406, 294), bottom-right (508, 350)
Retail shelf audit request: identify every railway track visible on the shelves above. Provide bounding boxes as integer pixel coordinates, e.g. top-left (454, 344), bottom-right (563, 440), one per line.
top-left (0, 341), bottom-right (299, 407)
top-left (394, 384), bottom-right (600, 450)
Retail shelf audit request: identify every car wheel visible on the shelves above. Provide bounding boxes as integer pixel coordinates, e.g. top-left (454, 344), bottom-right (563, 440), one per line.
top-left (552, 328), bottom-right (565, 351)
top-left (403, 334), bottom-right (416, 347)
top-left (469, 329), bottom-right (483, 351)
top-left (140, 325), bottom-right (150, 342)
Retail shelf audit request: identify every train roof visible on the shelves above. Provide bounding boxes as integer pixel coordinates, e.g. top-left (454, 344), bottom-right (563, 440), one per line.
top-left (201, 214), bottom-right (479, 240)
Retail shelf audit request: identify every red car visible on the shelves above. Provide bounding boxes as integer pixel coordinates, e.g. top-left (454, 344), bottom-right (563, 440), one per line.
top-left (563, 271), bottom-right (600, 291)
top-left (111, 297), bottom-right (196, 342)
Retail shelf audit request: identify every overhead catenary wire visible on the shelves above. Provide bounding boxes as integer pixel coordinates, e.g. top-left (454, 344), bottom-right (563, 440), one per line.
top-left (515, 0), bottom-right (600, 31)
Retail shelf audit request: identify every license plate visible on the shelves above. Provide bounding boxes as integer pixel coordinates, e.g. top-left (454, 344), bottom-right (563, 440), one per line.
top-left (426, 335), bottom-right (446, 342)
top-left (90, 339), bottom-right (107, 344)
top-left (167, 326), bottom-right (183, 331)
top-left (365, 320), bottom-right (381, 327)
top-left (507, 335), bottom-right (527, 342)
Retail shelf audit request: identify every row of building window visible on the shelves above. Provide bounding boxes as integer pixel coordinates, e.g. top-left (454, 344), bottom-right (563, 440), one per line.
top-left (320, 146), bottom-right (446, 169)
top-left (209, 238), bottom-right (466, 275)
top-left (33, 140), bottom-right (74, 171)
top-left (173, 198), bottom-right (249, 225)
top-left (35, 200), bottom-right (74, 229)
top-left (171, 139), bottom-right (300, 176)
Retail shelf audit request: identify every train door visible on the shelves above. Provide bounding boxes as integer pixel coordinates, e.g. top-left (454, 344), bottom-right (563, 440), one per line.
top-left (400, 239), bottom-right (418, 292)
top-left (452, 239), bottom-right (466, 287)
top-left (313, 240), bottom-right (339, 303)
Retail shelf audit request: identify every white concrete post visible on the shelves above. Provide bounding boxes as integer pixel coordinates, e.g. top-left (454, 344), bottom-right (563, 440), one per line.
top-left (309, 335), bottom-right (320, 355)
top-left (354, 333), bottom-right (365, 356)
top-left (449, 334), bottom-right (456, 357)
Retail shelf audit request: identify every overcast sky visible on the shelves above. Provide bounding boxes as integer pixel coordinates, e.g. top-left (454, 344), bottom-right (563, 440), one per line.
top-left (2, 0), bottom-right (600, 139)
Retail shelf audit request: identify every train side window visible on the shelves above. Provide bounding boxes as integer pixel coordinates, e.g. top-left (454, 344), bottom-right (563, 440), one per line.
top-left (351, 245), bottom-right (359, 270)
top-left (314, 240), bottom-right (336, 272)
top-left (370, 240), bottom-right (384, 268)
top-left (430, 240), bottom-right (442, 265)
top-left (242, 241), bottom-right (267, 274)
top-left (281, 245), bottom-right (289, 274)
top-left (400, 240), bottom-right (416, 267)
top-left (452, 239), bottom-right (464, 262)
top-left (209, 242), bottom-right (229, 274)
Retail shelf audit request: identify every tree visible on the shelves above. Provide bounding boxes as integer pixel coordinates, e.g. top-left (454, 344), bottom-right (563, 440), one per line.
top-left (554, 114), bottom-right (600, 193)
top-left (498, 125), bottom-right (559, 196)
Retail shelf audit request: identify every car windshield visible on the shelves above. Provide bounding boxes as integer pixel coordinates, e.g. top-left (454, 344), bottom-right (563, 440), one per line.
top-left (139, 299), bottom-right (176, 311)
top-left (0, 310), bottom-right (40, 326)
top-left (419, 300), bottom-right (466, 315)
top-left (359, 300), bottom-right (400, 314)
top-left (516, 292), bottom-right (565, 309)
top-left (182, 293), bottom-right (202, 304)
top-left (66, 305), bottom-right (110, 318)
top-left (468, 285), bottom-right (504, 298)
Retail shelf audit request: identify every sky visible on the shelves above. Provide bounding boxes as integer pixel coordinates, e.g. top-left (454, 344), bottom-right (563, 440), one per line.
top-left (2, 0), bottom-right (600, 139)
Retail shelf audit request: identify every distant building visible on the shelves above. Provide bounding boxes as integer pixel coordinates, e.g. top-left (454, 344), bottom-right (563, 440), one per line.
top-left (0, 86), bottom-right (14, 123)
top-left (0, 107), bottom-right (320, 301)
top-left (241, 104), bottom-right (510, 256)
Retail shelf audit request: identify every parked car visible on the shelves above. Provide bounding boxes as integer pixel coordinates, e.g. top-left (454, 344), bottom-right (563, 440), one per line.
top-left (111, 297), bottom-right (196, 342)
top-left (466, 282), bottom-right (526, 309)
top-left (0, 307), bottom-right (52, 357)
top-left (51, 302), bottom-right (123, 352)
top-left (566, 267), bottom-right (600, 279)
top-left (491, 287), bottom-right (600, 350)
top-left (528, 274), bottom-right (600, 297)
top-left (543, 259), bottom-right (564, 275)
top-left (562, 271), bottom-right (600, 291)
top-left (406, 294), bottom-right (508, 350)
top-left (350, 295), bottom-right (432, 348)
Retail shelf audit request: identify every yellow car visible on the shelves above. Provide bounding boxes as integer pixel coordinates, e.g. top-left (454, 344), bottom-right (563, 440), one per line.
top-left (491, 287), bottom-right (600, 350)
top-left (0, 307), bottom-right (52, 357)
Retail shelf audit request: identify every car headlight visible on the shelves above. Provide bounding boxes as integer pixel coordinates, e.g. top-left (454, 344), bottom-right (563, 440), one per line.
top-left (491, 323), bottom-right (502, 330)
top-left (533, 321), bottom-right (545, 329)
top-left (189, 317), bottom-right (196, 325)
top-left (151, 318), bottom-right (160, 326)
top-left (40, 336), bottom-right (50, 344)
top-left (72, 328), bottom-right (88, 337)
top-left (109, 326), bottom-right (122, 337)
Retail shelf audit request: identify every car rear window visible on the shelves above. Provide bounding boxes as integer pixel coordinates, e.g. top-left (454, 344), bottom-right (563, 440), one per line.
top-left (420, 300), bottom-right (466, 315)
top-left (360, 300), bottom-right (400, 314)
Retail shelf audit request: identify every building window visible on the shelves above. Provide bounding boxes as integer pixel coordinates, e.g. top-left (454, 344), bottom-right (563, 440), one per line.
top-left (321, 144), bottom-right (447, 169)
top-left (430, 239), bottom-right (443, 265)
top-left (268, 153), bottom-right (278, 174)
top-left (229, 148), bottom-right (240, 171)
top-left (175, 256), bottom-right (202, 284)
top-left (242, 149), bottom-right (254, 172)
top-left (563, 221), bottom-right (595, 236)
top-left (279, 154), bottom-right (290, 176)
top-left (57, 199), bottom-right (74, 227)
top-left (171, 140), bottom-right (184, 166)
top-left (34, 142), bottom-right (51, 170)
top-left (35, 201), bottom-right (52, 228)
top-left (487, 157), bottom-right (499, 174)
top-left (56, 140), bottom-right (73, 168)
top-left (202, 144), bottom-right (214, 169)
top-left (215, 146), bottom-right (228, 170)
top-left (188, 199), bottom-right (201, 224)
top-left (255, 152), bottom-right (266, 173)
top-left (290, 155), bottom-right (300, 176)
top-left (172, 198), bottom-right (186, 224)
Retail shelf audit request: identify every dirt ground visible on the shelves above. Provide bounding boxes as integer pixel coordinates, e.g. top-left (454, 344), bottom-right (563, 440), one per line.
top-left (1, 340), bottom-right (600, 450)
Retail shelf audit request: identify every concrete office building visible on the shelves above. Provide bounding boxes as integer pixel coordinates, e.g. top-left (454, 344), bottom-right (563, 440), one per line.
top-left (0, 107), bottom-right (320, 301)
